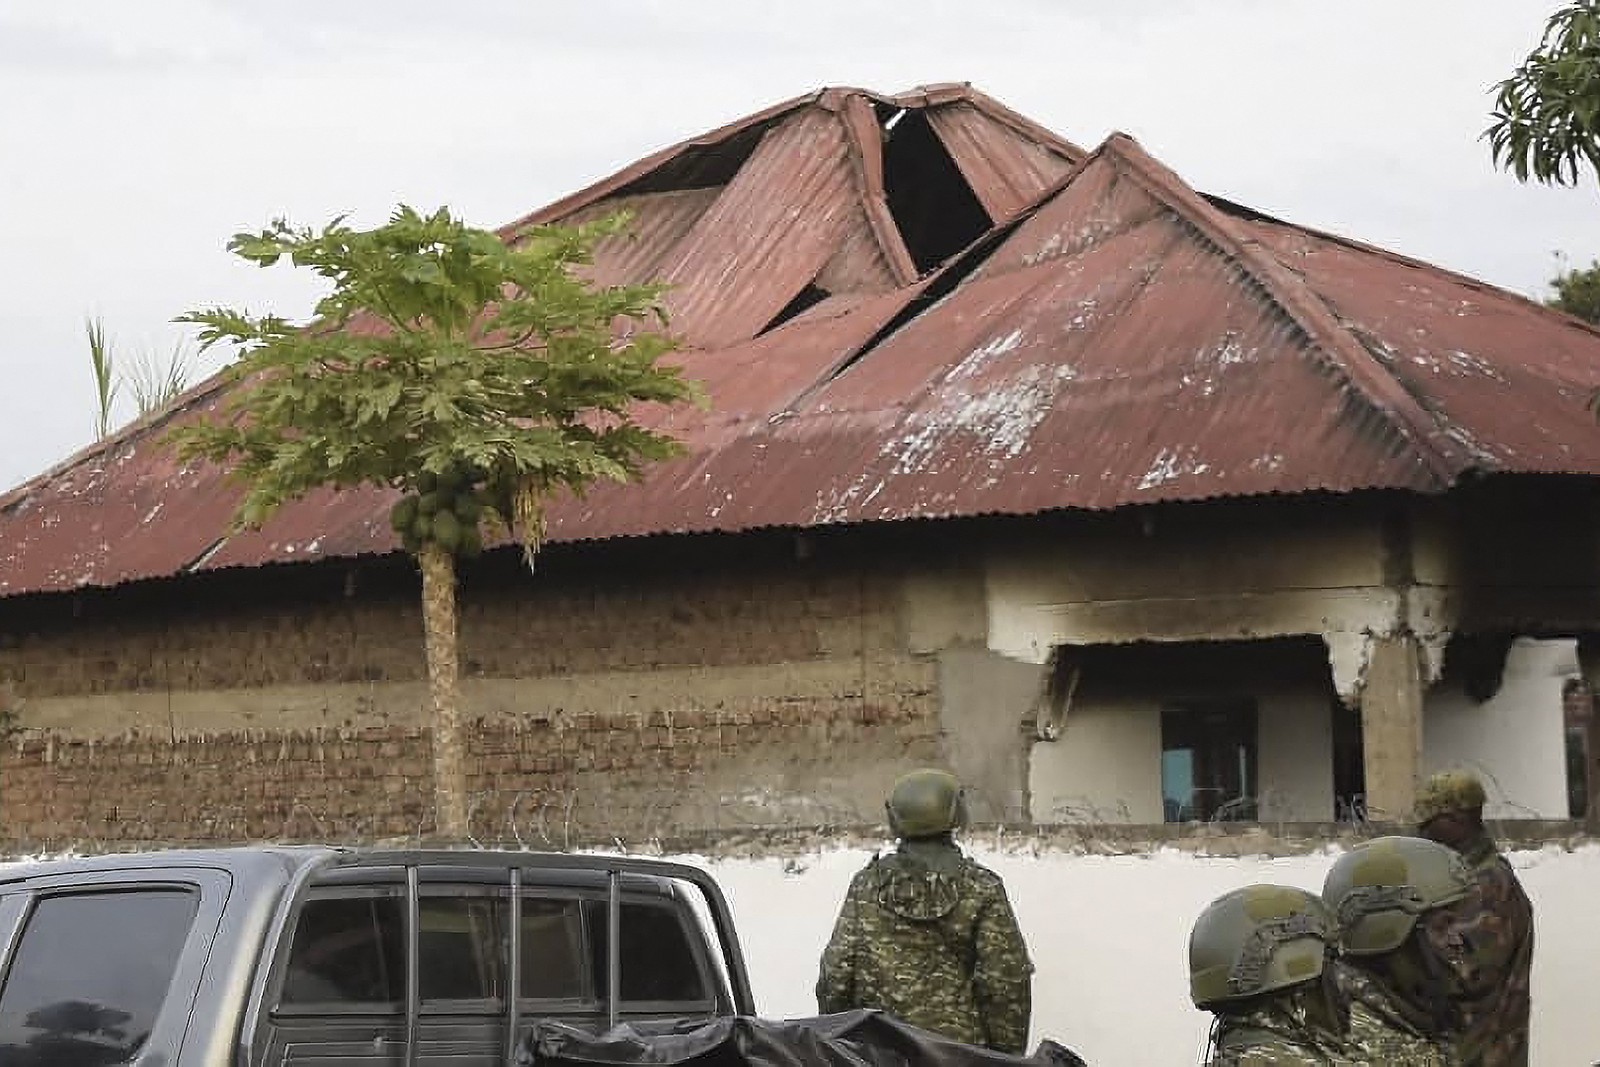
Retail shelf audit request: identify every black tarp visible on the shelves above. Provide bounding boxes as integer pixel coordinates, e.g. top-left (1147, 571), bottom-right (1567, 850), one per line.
top-left (517, 1010), bottom-right (1087, 1067)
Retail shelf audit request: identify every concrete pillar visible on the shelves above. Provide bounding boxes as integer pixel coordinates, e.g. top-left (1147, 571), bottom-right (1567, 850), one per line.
top-left (1575, 638), bottom-right (1600, 832)
top-left (1360, 633), bottom-right (1424, 823)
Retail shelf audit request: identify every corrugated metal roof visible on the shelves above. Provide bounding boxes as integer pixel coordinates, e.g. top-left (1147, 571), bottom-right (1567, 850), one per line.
top-left (6, 87), bottom-right (1600, 598)
top-left (926, 101), bottom-right (1079, 221)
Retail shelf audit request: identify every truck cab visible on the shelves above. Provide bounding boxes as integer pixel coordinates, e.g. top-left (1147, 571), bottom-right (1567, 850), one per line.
top-left (0, 846), bottom-right (754, 1065)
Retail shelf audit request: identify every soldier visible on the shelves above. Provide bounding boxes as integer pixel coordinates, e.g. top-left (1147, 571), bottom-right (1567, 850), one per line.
top-left (1188, 884), bottom-right (1361, 1065)
top-left (1415, 770), bottom-right (1535, 1066)
top-left (816, 768), bottom-right (1033, 1054)
top-left (1322, 835), bottom-right (1474, 1065)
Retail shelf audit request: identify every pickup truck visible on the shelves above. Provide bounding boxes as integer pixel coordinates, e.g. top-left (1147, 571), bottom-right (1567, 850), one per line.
top-left (0, 845), bottom-right (755, 1066)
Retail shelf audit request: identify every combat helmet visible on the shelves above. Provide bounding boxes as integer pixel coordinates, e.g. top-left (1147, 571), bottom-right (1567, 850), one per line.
top-left (1414, 770), bottom-right (1488, 826)
top-left (1189, 884), bottom-right (1336, 1009)
top-left (885, 768), bottom-right (968, 839)
top-left (1322, 835), bottom-right (1474, 956)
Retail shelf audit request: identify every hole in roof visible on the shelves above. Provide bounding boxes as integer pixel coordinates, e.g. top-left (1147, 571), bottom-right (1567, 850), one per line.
top-left (758, 283), bottom-right (831, 335)
top-left (881, 109), bottom-right (993, 274)
top-left (613, 117), bottom-right (784, 197)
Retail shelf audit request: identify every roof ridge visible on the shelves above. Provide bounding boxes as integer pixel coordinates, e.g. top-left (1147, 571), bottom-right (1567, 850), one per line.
top-left (1098, 132), bottom-right (1470, 487)
top-left (1203, 192), bottom-right (1600, 342)
top-left (838, 93), bottom-right (919, 285)
top-left (893, 83), bottom-right (1087, 165)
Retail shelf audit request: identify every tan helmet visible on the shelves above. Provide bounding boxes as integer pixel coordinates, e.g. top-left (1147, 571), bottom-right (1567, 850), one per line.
top-left (1188, 884), bottom-right (1335, 1009)
top-left (885, 768), bottom-right (968, 839)
top-left (1414, 770), bottom-right (1488, 825)
top-left (1322, 836), bottom-right (1474, 956)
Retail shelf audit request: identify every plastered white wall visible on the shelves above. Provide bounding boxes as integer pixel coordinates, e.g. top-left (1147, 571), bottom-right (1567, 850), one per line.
top-left (1257, 684), bottom-right (1336, 822)
top-left (704, 841), bottom-right (1597, 1067)
top-left (1028, 698), bottom-right (1163, 823)
top-left (1425, 638), bottom-right (1575, 819)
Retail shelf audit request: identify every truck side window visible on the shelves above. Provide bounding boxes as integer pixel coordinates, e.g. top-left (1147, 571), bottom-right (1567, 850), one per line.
top-left (584, 900), bottom-right (707, 1004)
top-left (282, 895), bottom-right (404, 1007)
top-left (516, 898), bottom-right (585, 1000)
top-left (418, 896), bottom-right (501, 1002)
top-left (0, 888), bottom-right (199, 1066)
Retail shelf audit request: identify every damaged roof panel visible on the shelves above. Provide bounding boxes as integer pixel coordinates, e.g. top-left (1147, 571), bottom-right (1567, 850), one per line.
top-left (559, 188), bottom-right (722, 287)
top-left (8, 84), bottom-right (1600, 599)
top-left (651, 107), bottom-right (866, 349)
top-left (926, 101), bottom-right (1081, 221)
top-left (800, 211), bottom-right (1433, 526)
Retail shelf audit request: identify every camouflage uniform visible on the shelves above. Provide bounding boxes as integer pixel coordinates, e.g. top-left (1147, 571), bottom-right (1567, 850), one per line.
top-left (1335, 962), bottom-right (1456, 1066)
top-left (1209, 964), bottom-right (1453, 1066)
top-left (1415, 773), bottom-right (1534, 1066)
top-left (1207, 971), bottom-right (1361, 1065)
top-left (1420, 833), bottom-right (1533, 1066)
top-left (816, 837), bottom-right (1033, 1053)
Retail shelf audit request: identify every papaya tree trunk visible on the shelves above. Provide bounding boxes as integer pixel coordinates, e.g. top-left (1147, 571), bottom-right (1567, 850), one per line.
top-left (419, 542), bottom-right (469, 839)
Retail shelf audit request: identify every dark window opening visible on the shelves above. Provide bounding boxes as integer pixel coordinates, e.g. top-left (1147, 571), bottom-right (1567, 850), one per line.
top-left (584, 901), bottom-right (706, 1004)
top-left (880, 109), bottom-right (993, 274)
top-left (1332, 701), bottom-right (1367, 822)
top-left (418, 896), bottom-right (501, 1002)
top-left (758, 282), bottom-right (830, 335)
top-left (0, 888), bottom-right (200, 1065)
top-left (1161, 700), bottom-right (1258, 822)
top-left (518, 898), bottom-right (586, 1001)
top-left (281, 895), bottom-right (405, 1008)
top-left (279, 890), bottom-right (705, 1013)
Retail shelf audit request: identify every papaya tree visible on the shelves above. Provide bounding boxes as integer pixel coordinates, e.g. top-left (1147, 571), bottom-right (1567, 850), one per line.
top-left (170, 206), bottom-right (694, 839)
top-left (1487, 1), bottom-right (1600, 187)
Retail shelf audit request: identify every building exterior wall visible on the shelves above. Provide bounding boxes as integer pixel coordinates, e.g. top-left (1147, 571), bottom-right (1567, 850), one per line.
top-left (1425, 637), bottom-right (1576, 819)
top-left (1, 489), bottom-right (1594, 847)
top-left (0, 540), bottom-right (945, 849)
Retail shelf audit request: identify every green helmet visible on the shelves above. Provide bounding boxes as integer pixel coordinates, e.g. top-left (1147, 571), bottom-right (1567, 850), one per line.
top-left (1322, 835), bottom-right (1474, 956)
top-left (885, 768), bottom-right (968, 839)
top-left (1188, 885), bottom-right (1335, 1009)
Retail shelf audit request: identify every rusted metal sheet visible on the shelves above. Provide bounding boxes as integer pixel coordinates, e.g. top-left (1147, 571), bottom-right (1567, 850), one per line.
top-left (186, 288), bottom-right (925, 562)
top-left (560, 188), bottom-right (721, 287)
top-left (650, 108), bottom-right (864, 348)
top-left (0, 388), bottom-right (246, 594)
top-left (839, 93), bottom-right (918, 286)
top-left (1243, 217), bottom-right (1600, 472)
top-left (9, 90), bottom-right (1600, 600)
top-left (927, 101), bottom-right (1080, 221)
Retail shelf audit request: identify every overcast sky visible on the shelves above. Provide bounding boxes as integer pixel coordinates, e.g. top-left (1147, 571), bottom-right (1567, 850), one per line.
top-left (3, 0), bottom-right (1597, 493)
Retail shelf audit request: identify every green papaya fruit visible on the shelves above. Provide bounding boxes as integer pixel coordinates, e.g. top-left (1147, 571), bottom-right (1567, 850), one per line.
top-left (390, 496), bottom-right (418, 532)
top-left (432, 510), bottom-right (462, 552)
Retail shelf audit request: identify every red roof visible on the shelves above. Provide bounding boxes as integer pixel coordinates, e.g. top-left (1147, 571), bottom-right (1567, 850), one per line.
top-left (5, 85), bottom-right (1600, 597)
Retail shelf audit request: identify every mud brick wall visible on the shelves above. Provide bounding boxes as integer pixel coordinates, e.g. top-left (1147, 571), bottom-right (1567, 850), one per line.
top-left (0, 535), bottom-right (945, 849)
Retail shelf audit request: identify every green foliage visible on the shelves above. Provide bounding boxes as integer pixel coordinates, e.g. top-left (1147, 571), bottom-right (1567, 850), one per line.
top-left (86, 317), bottom-right (197, 439)
top-left (1547, 255), bottom-right (1600, 323)
top-left (127, 340), bottom-right (195, 415)
top-left (1488, 1), bottom-right (1600, 186)
top-left (86, 316), bottom-right (117, 439)
top-left (170, 205), bottom-right (698, 556)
